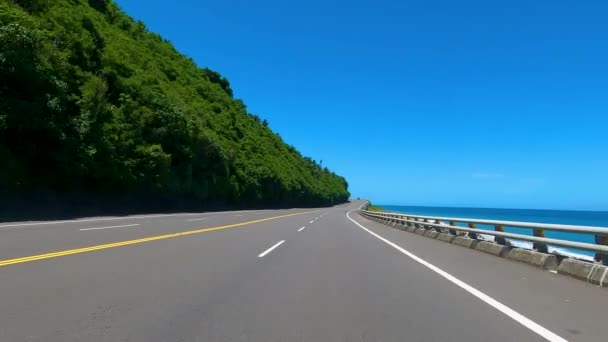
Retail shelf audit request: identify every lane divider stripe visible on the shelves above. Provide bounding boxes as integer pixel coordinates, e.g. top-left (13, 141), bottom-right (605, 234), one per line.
top-left (0, 210), bottom-right (318, 268)
top-left (80, 224), bottom-right (140, 231)
top-left (258, 240), bottom-right (286, 258)
top-left (0, 213), bottom-right (202, 229)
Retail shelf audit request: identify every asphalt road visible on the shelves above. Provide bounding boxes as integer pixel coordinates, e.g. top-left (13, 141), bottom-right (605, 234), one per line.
top-left (0, 200), bottom-right (606, 341)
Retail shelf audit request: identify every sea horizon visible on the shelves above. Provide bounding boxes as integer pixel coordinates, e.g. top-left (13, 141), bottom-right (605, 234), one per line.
top-left (378, 204), bottom-right (608, 214)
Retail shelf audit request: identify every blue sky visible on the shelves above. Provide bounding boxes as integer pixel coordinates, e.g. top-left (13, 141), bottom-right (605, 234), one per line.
top-left (116, 0), bottom-right (608, 211)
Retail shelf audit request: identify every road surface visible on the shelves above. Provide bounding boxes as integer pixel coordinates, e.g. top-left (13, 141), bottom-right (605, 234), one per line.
top-left (0, 200), bottom-right (606, 341)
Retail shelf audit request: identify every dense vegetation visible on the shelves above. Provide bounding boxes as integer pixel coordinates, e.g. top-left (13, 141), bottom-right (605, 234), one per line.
top-left (0, 0), bottom-right (349, 208)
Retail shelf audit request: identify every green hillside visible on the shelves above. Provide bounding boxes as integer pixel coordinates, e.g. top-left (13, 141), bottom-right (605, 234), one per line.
top-left (0, 0), bottom-right (349, 207)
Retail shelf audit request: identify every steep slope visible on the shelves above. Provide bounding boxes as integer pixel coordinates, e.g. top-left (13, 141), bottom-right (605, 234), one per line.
top-left (0, 0), bottom-right (349, 207)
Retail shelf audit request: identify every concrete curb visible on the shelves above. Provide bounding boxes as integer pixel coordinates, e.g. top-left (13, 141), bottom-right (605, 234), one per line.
top-left (436, 233), bottom-right (455, 243)
top-left (452, 236), bottom-right (478, 249)
top-left (475, 241), bottom-right (510, 257)
top-left (506, 248), bottom-right (558, 270)
top-left (558, 259), bottom-right (608, 287)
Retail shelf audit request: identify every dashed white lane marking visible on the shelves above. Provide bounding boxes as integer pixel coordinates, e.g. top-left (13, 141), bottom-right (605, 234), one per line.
top-left (298, 226), bottom-right (306, 232)
top-left (0, 214), bottom-right (201, 229)
top-left (309, 220), bottom-right (314, 224)
top-left (258, 240), bottom-right (286, 258)
top-left (80, 224), bottom-right (140, 231)
top-left (187, 218), bottom-right (210, 222)
top-left (346, 211), bottom-right (568, 342)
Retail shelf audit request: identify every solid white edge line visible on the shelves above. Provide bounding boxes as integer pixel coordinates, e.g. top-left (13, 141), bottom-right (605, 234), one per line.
top-left (298, 226), bottom-right (306, 232)
top-left (79, 224), bottom-right (140, 231)
top-left (258, 240), bottom-right (286, 258)
top-left (187, 218), bottom-right (210, 222)
top-left (346, 210), bottom-right (568, 342)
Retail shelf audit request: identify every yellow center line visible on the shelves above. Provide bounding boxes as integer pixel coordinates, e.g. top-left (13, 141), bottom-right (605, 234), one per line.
top-left (0, 210), bottom-right (318, 268)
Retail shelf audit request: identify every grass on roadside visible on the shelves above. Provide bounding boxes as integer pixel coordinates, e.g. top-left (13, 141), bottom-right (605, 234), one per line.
top-left (366, 203), bottom-right (384, 212)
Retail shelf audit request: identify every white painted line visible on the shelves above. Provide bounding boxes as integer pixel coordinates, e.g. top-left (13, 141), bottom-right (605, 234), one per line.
top-left (309, 220), bottom-right (314, 224)
top-left (233, 214), bottom-right (243, 217)
top-left (258, 240), bottom-right (285, 258)
top-left (600, 268), bottom-right (608, 287)
top-left (298, 226), bottom-right (306, 232)
top-left (587, 265), bottom-right (599, 283)
top-left (187, 218), bottom-right (210, 222)
top-left (80, 224), bottom-right (140, 231)
top-left (0, 213), bottom-right (202, 229)
top-left (346, 211), bottom-right (568, 342)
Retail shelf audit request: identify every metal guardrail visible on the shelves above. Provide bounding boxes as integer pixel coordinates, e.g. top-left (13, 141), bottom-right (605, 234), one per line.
top-left (360, 209), bottom-right (608, 265)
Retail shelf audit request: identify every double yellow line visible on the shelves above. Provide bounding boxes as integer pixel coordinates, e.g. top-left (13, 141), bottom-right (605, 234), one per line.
top-left (0, 210), bottom-right (316, 268)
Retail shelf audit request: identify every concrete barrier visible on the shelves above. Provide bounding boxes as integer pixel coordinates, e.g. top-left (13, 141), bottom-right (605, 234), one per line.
top-left (436, 233), bottom-right (455, 243)
top-left (558, 259), bottom-right (608, 287)
top-left (406, 226), bottom-right (417, 233)
top-left (452, 236), bottom-right (478, 249)
top-left (475, 241), bottom-right (510, 257)
top-left (424, 230), bottom-right (439, 238)
top-left (507, 248), bottom-right (558, 270)
top-left (415, 228), bottom-right (427, 236)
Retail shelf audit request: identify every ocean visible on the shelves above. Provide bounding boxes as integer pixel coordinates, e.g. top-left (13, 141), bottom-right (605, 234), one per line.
top-left (380, 205), bottom-right (608, 260)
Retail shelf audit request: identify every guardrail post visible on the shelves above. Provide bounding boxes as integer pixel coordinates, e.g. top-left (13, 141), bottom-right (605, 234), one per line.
top-left (423, 218), bottom-right (429, 230)
top-left (594, 235), bottom-right (608, 266)
top-left (533, 228), bottom-right (548, 253)
top-left (449, 221), bottom-right (457, 235)
top-left (468, 223), bottom-right (478, 239)
top-left (434, 219), bottom-right (442, 232)
top-left (494, 225), bottom-right (506, 245)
